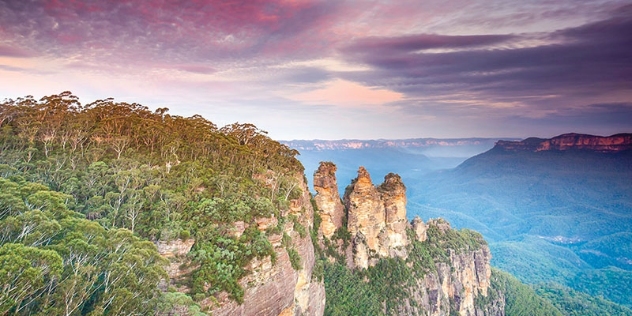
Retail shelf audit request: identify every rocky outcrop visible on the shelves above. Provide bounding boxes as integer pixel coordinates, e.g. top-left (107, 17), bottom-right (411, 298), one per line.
top-left (379, 173), bottom-right (409, 258)
top-left (412, 216), bottom-right (427, 242)
top-left (313, 162), bottom-right (344, 239)
top-left (389, 219), bottom-right (495, 316)
top-left (317, 164), bottom-right (501, 315)
top-left (344, 167), bottom-right (387, 268)
top-left (495, 133), bottom-right (632, 153)
top-left (156, 238), bottom-right (196, 292)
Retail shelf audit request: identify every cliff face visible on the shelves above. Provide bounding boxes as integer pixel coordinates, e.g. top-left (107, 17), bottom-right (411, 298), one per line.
top-left (399, 220), bottom-right (495, 316)
top-left (210, 172), bottom-right (325, 316)
top-left (495, 133), bottom-right (632, 153)
top-left (159, 172), bottom-right (325, 316)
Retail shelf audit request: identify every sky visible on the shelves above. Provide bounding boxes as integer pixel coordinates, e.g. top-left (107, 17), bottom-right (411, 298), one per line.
top-left (1, 0), bottom-right (631, 140)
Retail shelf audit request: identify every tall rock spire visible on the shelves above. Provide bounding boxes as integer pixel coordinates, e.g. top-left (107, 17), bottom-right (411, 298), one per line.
top-left (379, 173), bottom-right (409, 258)
top-left (313, 162), bottom-right (345, 239)
top-left (340, 166), bottom-right (410, 268)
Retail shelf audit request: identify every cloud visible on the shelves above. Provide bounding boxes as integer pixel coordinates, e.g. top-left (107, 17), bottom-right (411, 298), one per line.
top-left (0, 0), bottom-right (344, 68)
top-left (1, 0), bottom-right (631, 139)
top-left (0, 64), bottom-right (25, 72)
top-left (176, 64), bottom-right (216, 75)
top-left (338, 5), bottom-right (632, 120)
top-left (290, 79), bottom-right (403, 107)
top-left (343, 34), bottom-right (516, 55)
top-left (0, 44), bottom-right (34, 58)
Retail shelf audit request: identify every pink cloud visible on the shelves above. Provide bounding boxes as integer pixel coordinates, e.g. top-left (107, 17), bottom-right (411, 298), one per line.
top-left (0, 44), bottom-right (35, 57)
top-left (291, 79), bottom-right (403, 107)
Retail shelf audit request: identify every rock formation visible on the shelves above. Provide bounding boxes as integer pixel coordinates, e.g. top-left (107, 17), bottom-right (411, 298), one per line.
top-left (495, 133), bottom-right (632, 153)
top-left (379, 173), bottom-right (410, 258)
top-left (315, 163), bottom-right (500, 315)
top-left (313, 162), bottom-right (344, 239)
top-left (412, 216), bottom-right (427, 242)
top-left (342, 167), bottom-right (410, 268)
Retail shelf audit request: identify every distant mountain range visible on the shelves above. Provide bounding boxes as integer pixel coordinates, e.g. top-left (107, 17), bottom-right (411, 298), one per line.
top-left (283, 137), bottom-right (517, 193)
top-left (282, 137), bottom-right (514, 156)
top-left (494, 133), bottom-right (632, 152)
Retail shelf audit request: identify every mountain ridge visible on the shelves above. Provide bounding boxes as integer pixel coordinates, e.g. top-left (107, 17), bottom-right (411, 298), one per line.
top-left (494, 133), bottom-right (632, 153)
top-left (282, 138), bottom-right (513, 152)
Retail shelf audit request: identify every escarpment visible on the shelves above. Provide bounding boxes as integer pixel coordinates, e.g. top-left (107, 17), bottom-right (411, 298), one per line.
top-left (495, 133), bottom-right (632, 153)
top-left (314, 163), bottom-right (501, 316)
top-left (402, 219), bottom-right (495, 316)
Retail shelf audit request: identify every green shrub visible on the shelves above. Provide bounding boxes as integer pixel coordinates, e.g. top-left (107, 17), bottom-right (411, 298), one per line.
top-left (287, 247), bottom-right (302, 270)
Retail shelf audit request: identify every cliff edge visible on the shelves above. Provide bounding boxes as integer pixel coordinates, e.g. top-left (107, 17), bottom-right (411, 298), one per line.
top-left (495, 133), bottom-right (632, 153)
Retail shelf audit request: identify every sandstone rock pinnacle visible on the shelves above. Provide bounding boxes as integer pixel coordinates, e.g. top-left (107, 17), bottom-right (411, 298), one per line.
top-left (342, 167), bottom-right (410, 268)
top-left (344, 167), bottom-right (386, 260)
top-left (313, 162), bottom-right (345, 239)
top-left (378, 173), bottom-right (409, 258)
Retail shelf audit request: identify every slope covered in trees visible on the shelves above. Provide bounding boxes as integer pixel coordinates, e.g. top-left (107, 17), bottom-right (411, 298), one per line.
top-left (0, 92), bottom-right (306, 313)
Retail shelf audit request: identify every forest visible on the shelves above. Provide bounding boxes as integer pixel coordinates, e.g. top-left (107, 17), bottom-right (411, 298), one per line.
top-left (0, 92), bottom-right (304, 314)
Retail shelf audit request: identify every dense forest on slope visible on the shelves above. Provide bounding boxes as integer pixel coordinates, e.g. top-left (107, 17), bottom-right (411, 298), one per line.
top-left (534, 283), bottom-right (632, 315)
top-left (0, 177), bottom-right (167, 315)
top-left (0, 92), bottom-right (305, 314)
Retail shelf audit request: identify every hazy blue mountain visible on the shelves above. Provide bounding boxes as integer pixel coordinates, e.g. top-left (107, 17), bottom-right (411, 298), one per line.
top-left (283, 138), bottom-right (505, 193)
top-left (407, 134), bottom-right (632, 307)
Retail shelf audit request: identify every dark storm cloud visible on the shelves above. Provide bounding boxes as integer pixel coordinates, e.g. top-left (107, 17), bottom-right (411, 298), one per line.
top-left (344, 34), bottom-right (516, 55)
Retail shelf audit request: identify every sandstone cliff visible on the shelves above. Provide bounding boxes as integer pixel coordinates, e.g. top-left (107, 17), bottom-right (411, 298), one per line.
top-left (398, 219), bottom-right (495, 316)
top-left (158, 172), bottom-right (325, 316)
top-left (495, 133), bottom-right (632, 153)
